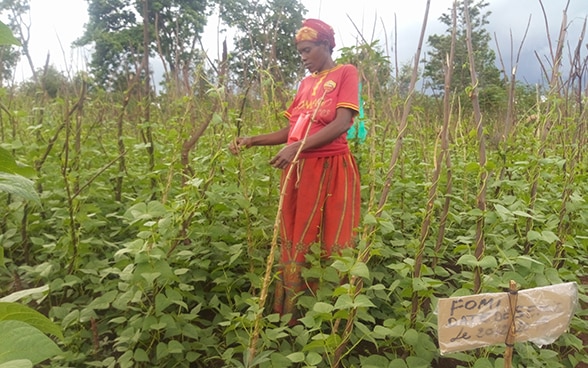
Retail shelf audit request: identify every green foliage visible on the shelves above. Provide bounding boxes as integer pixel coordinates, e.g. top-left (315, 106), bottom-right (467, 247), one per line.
top-left (219, 0), bottom-right (306, 87)
top-left (0, 1), bottom-right (30, 84)
top-left (0, 299), bottom-right (63, 367)
top-left (77, 0), bottom-right (208, 89)
top-left (0, 320), bottom-right (61, 366)
top-left (0, 147), bottom-right (39, 205)
top-left (0, 18), bottom-right (20, 83)
top-left (424, 0), bottom-right (503, 97)
top-left (0, 20), bottom-right (19, 46)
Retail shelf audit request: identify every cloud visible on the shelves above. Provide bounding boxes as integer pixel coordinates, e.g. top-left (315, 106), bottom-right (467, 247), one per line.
top-left (13, 0), bottom-right (587, 86)
top-left (302, 0), bottom-right (587, 85)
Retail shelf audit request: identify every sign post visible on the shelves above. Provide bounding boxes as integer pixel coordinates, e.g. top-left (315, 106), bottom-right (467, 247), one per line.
top-left (437, 281), bottom-right (578, 361)
top-left (503, 280), bottom-right (518, 368)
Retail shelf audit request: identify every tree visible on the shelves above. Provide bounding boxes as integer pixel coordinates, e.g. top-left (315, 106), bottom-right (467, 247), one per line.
top-left (424, 0), bottom-right (502, 97)
top-left (150, 0), bottom-right (209, 87)
top-left (218, 0), bottom-right (306, 89)
top-left (76, 0), bottom-right (209, 90)
top-left (0, 0), bottom-right (31, 84)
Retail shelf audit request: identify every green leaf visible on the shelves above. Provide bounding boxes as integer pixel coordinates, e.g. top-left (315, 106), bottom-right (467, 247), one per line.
top-left (286, 352), bottom-right (305, 363)
top-left (353, 295), bottom-right (376, 308)
top-left (0, 173), bottom-right (40, 206)
top-left (373, 325), bottom-right (395, 339)
top-left (456, 254), bottom-right (478, 267)
top-left (0, 21), bottom-right (20, 46)
top-left (123, 201), bottom-right (167, 224)
top-left (334, 294), bottom-right (354, 310)
top-left (133, 348), bottom-right (149, 362)
top-left (513, 210), bottom-right (535, 218)
top-left (0, 360), bottom-right (33, 368)
top-left (0, 286), bottom-right (49, 303)
top-left (305, 351), bottom-right (322, 365)
top-left (0, 320), bottom-right (61, 364)
top-left (493, 203), bottom-right (512, 220)
top-left (389, 359), bottom-right (408, 368)
top-left (464, 162), bottom-right (480, 172)
top-left (403, 328), bottom-right (419, 346)
top-left (412, 277), bottom-right (429, 291)
top-left (363, 213), bottom-right (377, 225)
top-left (541, 231), bottom-right (559, 244)
top-left (350, 261), bottom-right (370, 279)
top-left (472, 357), bottom-right (494, 368)
top-left (0, 147), bottom-right (19, 174)
top-left (167, 340), bottom-right (183, 353)
top-left (0, 148), bottom-right (35, 177)
top-left (312, 302), bottom-right (334, 314)
top-left (360, 355), bottom-right (390, 367)
top-left (331, 259), bottom-right (351, 273)
top-left (0, 302), bottom-right (63, 340)
top-left (85, 290), bottom-right (118, 311)
top-left (478, 255), bottom-right (497, 269)
top-left (527, 230), bottom-right (542, 241)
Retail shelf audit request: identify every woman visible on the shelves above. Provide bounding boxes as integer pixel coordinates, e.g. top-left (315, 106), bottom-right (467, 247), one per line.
top-left (229, 18), bottom-right (361, 324)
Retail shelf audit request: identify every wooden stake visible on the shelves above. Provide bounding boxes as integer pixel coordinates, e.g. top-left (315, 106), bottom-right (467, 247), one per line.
top-left (504, 280), bottom-right (518, 368)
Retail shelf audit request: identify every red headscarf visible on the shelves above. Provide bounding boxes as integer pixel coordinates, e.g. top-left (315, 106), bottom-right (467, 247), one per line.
top-left (295, 18), bottom-right (336, 50)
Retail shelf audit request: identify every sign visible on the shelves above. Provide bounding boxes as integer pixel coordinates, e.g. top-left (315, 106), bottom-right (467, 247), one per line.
top-left (437, 282), bottom-right (578, 354)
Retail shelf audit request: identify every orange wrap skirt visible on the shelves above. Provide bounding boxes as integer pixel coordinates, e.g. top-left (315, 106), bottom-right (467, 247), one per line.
top-left (272, 152), bottom-right (361, 321)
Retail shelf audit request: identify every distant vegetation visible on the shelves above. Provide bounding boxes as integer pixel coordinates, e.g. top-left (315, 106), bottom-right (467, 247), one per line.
top-left (0, 1), bottom-right (587, 367)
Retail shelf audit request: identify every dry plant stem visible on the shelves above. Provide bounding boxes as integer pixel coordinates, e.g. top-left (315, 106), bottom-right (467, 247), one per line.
top-left (333, 2), bottom-right (432, 366)
top-left (413, 1), bottom-right (457, 324)
top-left (63, 92), bottom-right (87, 274)
top-left (247, 90), bottom-right (328, 364)
top-left (34, 93), bottom-right (85, 172)
top-left (376, 0), bottom-right (431, 214)
top-left (433, 4), bottom-right (458, 265)
top-left (181, 98), bottom-right (220, 184)
top-left (463, 0), bottom-right (487, 294)
top-left (570, 18), bottom-right (586, 110)
top-left (494, 16), bottom-right (531, 140)
top-left (525, 3), bottom-right (568, 255)
top-left (115, 93), bottom-right (130, 203)
top-left (140, 0), bottom-right (157, 197)
top-left (553, 16), bottom-right (586, 268)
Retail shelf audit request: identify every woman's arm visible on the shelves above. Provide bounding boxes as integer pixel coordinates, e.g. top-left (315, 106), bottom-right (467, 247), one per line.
top-left (269, 107), bottom-right (354, 169)
top-left (229, 126), bottom-right (289, 154)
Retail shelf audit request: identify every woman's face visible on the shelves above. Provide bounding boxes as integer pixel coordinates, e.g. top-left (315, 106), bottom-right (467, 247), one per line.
top-left (296, 40), bottom-right (331, 73)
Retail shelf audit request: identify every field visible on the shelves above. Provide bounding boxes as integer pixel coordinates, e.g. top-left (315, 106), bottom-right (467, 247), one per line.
top-left (1, 6), bottom-right (588, 367)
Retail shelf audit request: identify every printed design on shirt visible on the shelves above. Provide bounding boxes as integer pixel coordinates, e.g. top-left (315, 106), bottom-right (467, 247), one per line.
top-left (312, 75), bottom-right (327, 96)
top-left (324, 80), bottom-right (336, 93)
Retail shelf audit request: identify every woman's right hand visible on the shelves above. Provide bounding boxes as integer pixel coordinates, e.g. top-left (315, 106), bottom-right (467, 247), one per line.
top-left (229, 137), bottom-right (252, 155)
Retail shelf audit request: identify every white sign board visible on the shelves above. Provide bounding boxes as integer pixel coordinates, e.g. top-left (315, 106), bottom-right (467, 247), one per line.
top-left (437, 282), bottom-right (578, 354)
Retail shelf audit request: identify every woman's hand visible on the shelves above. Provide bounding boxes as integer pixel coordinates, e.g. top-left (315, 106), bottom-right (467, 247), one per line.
top-left (229, 137), bottom-right (252, 155)
top-left (270, 142), bottom-right (302, 169)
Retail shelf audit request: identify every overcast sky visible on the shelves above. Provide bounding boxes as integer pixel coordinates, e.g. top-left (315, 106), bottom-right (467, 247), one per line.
top-left (9, 0), bottom-right (588, 85)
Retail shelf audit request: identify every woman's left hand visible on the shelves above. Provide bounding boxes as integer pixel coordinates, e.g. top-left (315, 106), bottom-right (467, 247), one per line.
top-left (270, 142), bottom-right (301, 169)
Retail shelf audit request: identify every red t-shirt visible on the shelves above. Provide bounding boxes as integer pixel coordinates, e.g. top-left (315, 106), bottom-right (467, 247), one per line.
top-left (284, 64), bottom-right (359, 158)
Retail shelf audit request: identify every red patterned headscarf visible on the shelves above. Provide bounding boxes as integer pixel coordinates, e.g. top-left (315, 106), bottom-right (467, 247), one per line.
top-left (295, 18), bottom-right (336, 50)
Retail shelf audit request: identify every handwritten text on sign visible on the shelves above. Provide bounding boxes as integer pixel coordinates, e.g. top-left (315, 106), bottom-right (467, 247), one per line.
top-left (437, 282), bottom-right (577, 354)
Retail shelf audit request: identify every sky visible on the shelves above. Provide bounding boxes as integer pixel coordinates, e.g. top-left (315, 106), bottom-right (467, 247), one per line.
top-left (8, 0), bottom-right (588, 85)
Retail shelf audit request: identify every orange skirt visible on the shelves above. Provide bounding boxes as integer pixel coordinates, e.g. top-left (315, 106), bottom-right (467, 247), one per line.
top-left (272, 153), bottom-right (361, 322)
